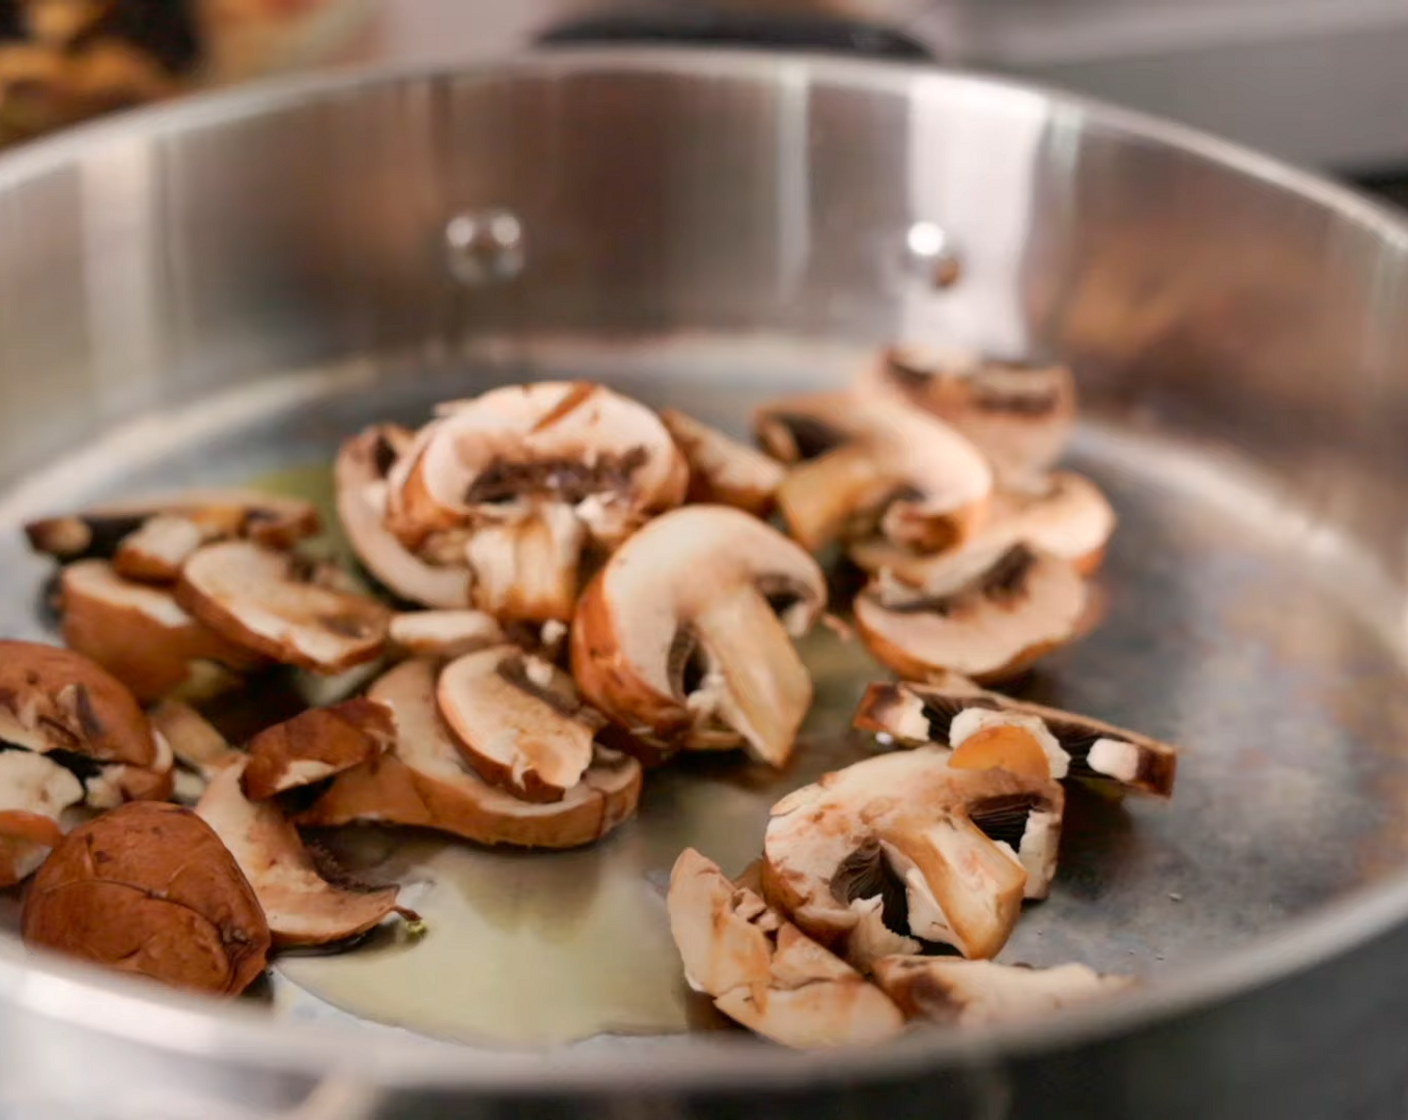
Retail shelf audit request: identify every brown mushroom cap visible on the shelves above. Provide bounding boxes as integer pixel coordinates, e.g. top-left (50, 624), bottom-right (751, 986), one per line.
top-left (754, 391), bottom-right (993, 552)
top-left (850, 471), bottom-right (1116, 582)
top-left (853, 544), bottom-right (1090, 684)
top-left (0, 640), bottom-right (160, 766)
top-left (59, 559), bottom-right (265, 703)
top-left (175, 541), bottom-right (391, 674)
top-left (761, 747), bottom-right (1063, 963)
top-left (385, 382), bottom-right (688, 550)
top-left (241, 698), bottom-right (395, 801)
top-left (197, 759), bottom-right (404, 948)
top-left (296, 659), bottom-right (642, 850)
top-left (0, 750), bottom-right (84, 887)
top-left (660, 408), bottom-right (785, 516)
top-left (570, 505), bottom-right (826, 767)
top-left (24, 488), bottom-right (318, 561)
top-left (22, 802), bottom-right (271, 996)
top-left (854, 677), bottom-right (1178, 799)
top-left (864, 346), bottom-right (1078, 485)
top-left (388, 609), bottom-right (504, 660)
top-left (668, 848), bottom-right (904, 1049)
top-left (437, 645), bottom-right (601, 803)
top-left (335, 426), bottom-right (474, 609)
top-left (872, 956), bottom-right (1134, 1027)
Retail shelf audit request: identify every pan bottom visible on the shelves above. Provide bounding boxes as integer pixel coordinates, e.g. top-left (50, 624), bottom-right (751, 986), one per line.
top-left (2, 338), bottom-right (1405, 1051)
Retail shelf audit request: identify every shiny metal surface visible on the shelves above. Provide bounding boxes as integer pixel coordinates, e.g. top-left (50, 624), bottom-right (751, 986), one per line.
top-left (0, 50), bottom-right (1406, 1118)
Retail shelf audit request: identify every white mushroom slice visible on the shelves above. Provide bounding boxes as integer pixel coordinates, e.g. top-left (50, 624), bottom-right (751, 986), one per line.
top-left (949, 708), bottom-right (1069, 781)
top-left (297, 659), bottom-right (642, 850)
top-left (437, 645), bottom-right (601, 803)
top-left (111, 514), bottom-right (213, 584)
top-left (197, 759), bottom-right (406, 948)
top-left (863, 346), bottom-right (1078, 486)
top-left (660, 408), bottom-right (786, 516)
top-left (872, 957), bottom-right (1134, 1027)
top-left (150, 700), bottom-right (237, 775)
top-left (388, 609), bottom-right (504, 660)
top-left (761, 747), bottom-right (1062, 964)
top-left (59, 560), bottom-right (264, 703)
top-left (571, 505), bottom-right (826, 767)
top-left (853, 543), bottom-right (1089, 684)
top-left (853, 678), bottom-right (1179, 798)
top-left (25, 488), bottom-right (319, 560)
top-left (465, 502), bottom-right (586, 624)
top-left (668, 849), bottom-right (904, 1049)
top-left (176, 541), bottom-right (391, 674)
top-left (850, 472), bottom-right (1116, 582)
top-left (385, 382), bottom-right (687, 550)
top-left (754, 391), bottom-right (992, 552)
top-left (241, 698), bottom-right (395, 801)
top-left (0, 750), bottom-right (84, 887)
top-left (335, 427), bottom-right (473, 609)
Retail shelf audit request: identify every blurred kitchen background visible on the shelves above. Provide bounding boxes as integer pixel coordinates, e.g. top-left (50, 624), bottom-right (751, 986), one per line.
top-left (5, 0), bottom-right (1408, 202)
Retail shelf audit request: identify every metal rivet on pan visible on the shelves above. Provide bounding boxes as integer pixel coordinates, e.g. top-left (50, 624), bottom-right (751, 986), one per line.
top-left (905, 220), bottom-right (962, 288)
top-left (445, 208), bottom-right (525, 285)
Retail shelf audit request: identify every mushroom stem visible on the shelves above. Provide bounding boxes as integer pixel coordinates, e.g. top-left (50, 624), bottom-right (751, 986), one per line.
top-left (691, 588), bottom-right (813, 766)
top-left (775, 444), bottom-right (894, 552)
top-left (467, 505), bottom-right (584, 624)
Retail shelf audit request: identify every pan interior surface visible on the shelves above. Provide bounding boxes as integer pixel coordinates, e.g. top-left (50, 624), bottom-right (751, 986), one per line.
top-left (2, 336), bottom-right (1405, 1052)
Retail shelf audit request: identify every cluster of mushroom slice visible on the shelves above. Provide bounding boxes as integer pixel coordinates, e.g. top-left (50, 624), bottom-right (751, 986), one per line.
top-left (668, 672), bottom-right (1176, 1048)
top-left (758, 346), bottom-right (1113, 682)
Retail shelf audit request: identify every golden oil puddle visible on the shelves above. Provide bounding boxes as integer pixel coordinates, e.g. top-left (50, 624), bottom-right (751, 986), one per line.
top-left (275, 627), bottom-right (883, 1047)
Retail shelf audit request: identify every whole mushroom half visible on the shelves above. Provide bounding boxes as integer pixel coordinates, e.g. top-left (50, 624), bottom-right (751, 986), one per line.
top-left (384, 382), bottom-right (688, 623)
top-left (872, 956), bottom-right (1134, 1027)
top-left (761, 747), bottom-right (1064, 967)
top-left (297, 659), bottom-right (643, 850)
top-left (850, 471), bottom-right (1116, 582)
top-left (176, 541), bottom-right (391, 674)
top-left (854, 676), bottom-right (1179, 799)
top-left (853, 543), bottom-right (1090, 684)
top-left (59, 559), bottom-right (266, 702)
top-left (198, 759), bottom-right (408, 948)
top-left (22, 801), bottom-right (271, 996)
top-left (0, 641), bottom-right (173, 806)
top-left (862, 346), bottom-right (1078, 485)
top-left (754, 391), bottom-right (992, 553)
top-left (668, 848), bottom-right (904, 1049)
top-left (571, 504), bottom-right (827, 768)
top-left (335, 425), bottom-right (474, 609)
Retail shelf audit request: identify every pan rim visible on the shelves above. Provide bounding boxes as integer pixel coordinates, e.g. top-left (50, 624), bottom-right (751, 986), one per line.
top-left (1, 45), bottom-right (1406, 1093)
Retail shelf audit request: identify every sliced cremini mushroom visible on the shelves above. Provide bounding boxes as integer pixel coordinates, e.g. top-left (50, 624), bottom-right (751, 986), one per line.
top-left (754, 391), bottom-right (992, 553)
top-left (388, 609), bottom-right (504, 660)
top-left (668, 848), bottom-right (904, 1049)
top-left (150, 699), bottom-right (237, 804)
top-left (111, 514), bottom-right (213, 583)
top-left (335, 426), bottom-right (474, 609)
top-left (386, 382), bottom-right (687, 551)
top-left (25, 488), bottom-right (318, 561)
top-left (22, 801), bottom-right (271, 996)
top-left (850, 471), bottom-right (1116, 582)
top-left (464, 502), bottom-right (586, 624)
top-left (197, 758), bottom-right (407, 948)
top-left (571, 505), bottom-right (826, 767)
top-left (297, 659), bottom-right (642, 850)
top-left (660, 408), bottom-right (786, 516)
top-left (863, 346), bottom-right (1077, 485)
top-left (59, 559), bottom-right (265, 702)
top-left (761, 747), bottom-right (1063, 965)
top-left (872, 956), bottom-right (1134, 1027)
top-left (241, 698), bottom-right (395, 801)
top-left (176, 541), bottom-right (391, 674)
top-left (853, 676), bottom-right (1178, 799)
top-left (853, 543), bottom-right (1089, 684)
top-left (437, 645), bottom-right (604, 803)
top-left (0, 749), bottom-right (84, 887)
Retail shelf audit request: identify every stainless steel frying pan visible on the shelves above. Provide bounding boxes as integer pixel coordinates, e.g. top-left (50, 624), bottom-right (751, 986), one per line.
top-left (0, 26), bottom-right (1406, 1120)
